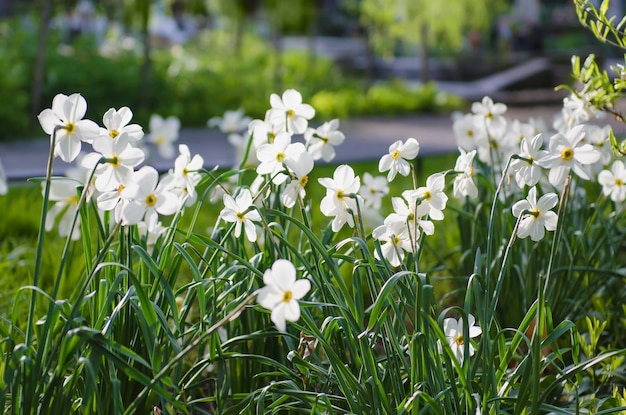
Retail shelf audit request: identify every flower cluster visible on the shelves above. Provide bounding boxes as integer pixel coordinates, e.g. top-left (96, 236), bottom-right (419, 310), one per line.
top-left (30, 88), bottom-right (624, 365)
top-left (209, 89), bottom-right (350, 243)
top-left (37, 93), bottom-right (201, 240)
top-left (451, 94), bottom-right (623, 241)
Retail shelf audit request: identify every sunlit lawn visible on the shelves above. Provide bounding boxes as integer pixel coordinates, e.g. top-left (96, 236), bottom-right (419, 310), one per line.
top-left (0, 154), bottom-right (462, 315)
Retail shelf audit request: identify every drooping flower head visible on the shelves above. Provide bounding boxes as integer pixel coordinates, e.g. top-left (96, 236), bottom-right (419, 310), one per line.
top-left (257, 259), bottom-right (311, 332)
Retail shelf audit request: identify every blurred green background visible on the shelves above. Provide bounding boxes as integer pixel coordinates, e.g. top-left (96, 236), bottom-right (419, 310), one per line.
top-left (0, 0), bottom-right (601, 140)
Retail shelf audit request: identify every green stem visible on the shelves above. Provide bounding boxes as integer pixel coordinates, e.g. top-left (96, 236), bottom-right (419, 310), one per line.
top-left (26, 125), bottom-right (64, 346)
top-left (531, 175), bottom-right (571, 414)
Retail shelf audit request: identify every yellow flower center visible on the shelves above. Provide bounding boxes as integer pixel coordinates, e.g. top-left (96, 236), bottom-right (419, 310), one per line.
top-left (145, 194), bottom-right (157, 207)
top-left (236, 210), bottom-right (245, 220)
top-left (455, 334), bottom-right (464, 346)
top-left (109, 129), bottom-right (120, 139)
top-left (183, 167), bottom-right (189, 176)
top-left (65, 122), bottom-right (76, 134)
top-left (530, 208), bottom-right (541, 219)
top-left (298, 175), bottom-right (308, 187)
top-left (390, 149), bottom-right (401, 160)
top-left (116, 184), bottom-right (125, 194)
top-left (282, 290), bottom-right (293, 302)
top-left (407, 211), bottom-right (415, 222)
top-left (423, 190), bottom-right (432, 201)
top-left (616, 178), bottom-right (623, 187)
top-left (467, 130), bottom-right (474, 137)
top-left (109, 156), bottom-right (119, 167)
top-left (155, 136), bottom-right (166, 145)
top-left (68, 195), bottom-right (78, 204)
top-left (561, 147), bottom-right (574, 161)
top-left (276, 152), bottom-right (285, 163)
top-left (287, 109), bottom-right (295, 118)
top-left (336, 190), bottom-right (345, 201)
top-left (268, 132), bottom-right (276, 143)
top-left (391, 235), bottom-right (401, 246)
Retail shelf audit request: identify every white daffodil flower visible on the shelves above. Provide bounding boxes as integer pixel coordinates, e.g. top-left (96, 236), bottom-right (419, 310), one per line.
top-left (510, 134), bottom-right (549, 188)
top-left (280, 149), bottom-right (314, 209)
top-left (471, 96), bottom-right (507, 133)
top-left (512, 186), bottom-right (558, 242)
top-left (318, 164), bottom-right (361, 232)
top-left (123, 166), bottom-right (179, 231)
top-left (256, 132), bottom-right (302, 184)
top-left (44, 178), bottom-right (82, 240)
top-left (372, 220), bottom-right (413, 267)
top-left (452, 148), bottom-right (478, 199)
top-left (403, 173), bottom-right (448, 220)
top-left (37, 93), bottom-right (100, 163)
top-left (538, 124), bottom-right (601, 186)
top-left (81, 132), bottom-right (145, 193)
top-left (440, 314), bottom-right (482, 364)
top-left (378, 137), bottom-right (420, 182)
top-left (268, 89), bottom-right (315, 134)
top-left (386, 196), bottom-right (434, 241)
top-left (147, 114), bottom-right (180, 159)
top-left (207, 108), bottom-right (252, 134)
top-left (172, 144), bottom-right (204, 198)
top-left (360, 172), bottom-right (389, 210)
top-left (219, 188), bottom-right (262, 242)
top-left (257, 259), bottom-right (311, 332)
top-left (453, 112), bottom-right (486, 151)
top-left (250, 110), bottom-right (286, 148)
top-left (584, 124), bottom-right (613, 170)
top-left (304, 119), bottom-right (345, 162)
top-left (598, 160), bottom-right (626, 203)
top-left (98, 106), bottom-right (144, 144)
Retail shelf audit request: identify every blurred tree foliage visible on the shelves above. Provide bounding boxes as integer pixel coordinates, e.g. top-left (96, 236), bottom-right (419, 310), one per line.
top-left (360, 0), bottom-right (508, 82)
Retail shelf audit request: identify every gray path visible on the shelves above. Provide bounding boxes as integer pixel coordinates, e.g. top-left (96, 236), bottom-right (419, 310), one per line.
top-left (0, 105), bottom-right (618, 184)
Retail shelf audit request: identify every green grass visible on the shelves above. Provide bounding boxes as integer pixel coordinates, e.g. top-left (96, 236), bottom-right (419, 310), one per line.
top-left (0, 154), bottom-right (461, 314)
